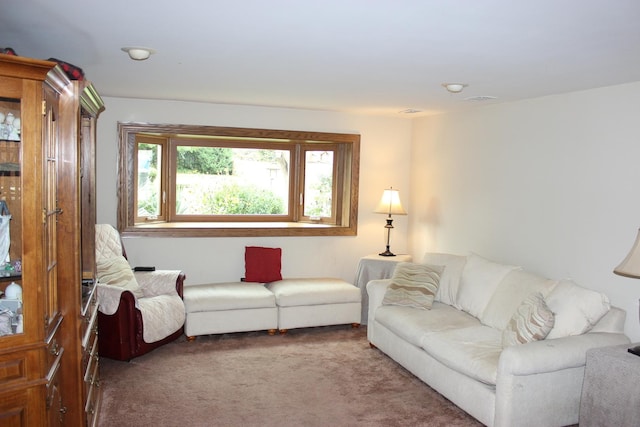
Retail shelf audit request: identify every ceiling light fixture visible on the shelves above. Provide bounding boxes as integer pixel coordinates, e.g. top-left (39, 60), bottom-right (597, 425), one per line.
top-left (121, 47), bottom-right (155, 61)
top-left (442, 83), bottom-right (468, 94)
top-left (464, 95), bottom-right (497, 102)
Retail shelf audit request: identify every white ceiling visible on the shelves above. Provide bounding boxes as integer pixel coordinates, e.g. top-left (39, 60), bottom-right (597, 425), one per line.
top-left (2, 0), bottom-right (640, 117)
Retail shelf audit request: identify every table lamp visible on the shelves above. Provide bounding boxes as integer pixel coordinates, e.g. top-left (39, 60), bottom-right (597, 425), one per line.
top-left (374, 187), bottom-right (407, 257)
top-left (613, 228), bottom-right (640, 356)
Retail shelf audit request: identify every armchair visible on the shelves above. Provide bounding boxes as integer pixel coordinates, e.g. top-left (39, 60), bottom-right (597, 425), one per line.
top-left (95, 224), bottom-right (186, 361)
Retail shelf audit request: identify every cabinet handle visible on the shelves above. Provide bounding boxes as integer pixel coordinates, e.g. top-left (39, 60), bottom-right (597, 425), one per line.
top-left (60, 406), bottom-right (67, 414)
top-left (50, 343), bottom-right (60, 356)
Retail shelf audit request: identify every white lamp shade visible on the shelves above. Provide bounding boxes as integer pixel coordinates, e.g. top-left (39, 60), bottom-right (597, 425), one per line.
top-left (374, 188), bottom-right (407, 216)
top-left (614, 229), bottom-right (640, 278)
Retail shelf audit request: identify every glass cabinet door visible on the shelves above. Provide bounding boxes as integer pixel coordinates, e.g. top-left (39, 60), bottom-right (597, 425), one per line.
top-left (0, 96), bottom-right (23, 337)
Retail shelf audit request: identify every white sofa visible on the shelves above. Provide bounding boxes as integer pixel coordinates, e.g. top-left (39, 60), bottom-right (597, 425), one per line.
top-left (367, 253), bottom-right (630, 427)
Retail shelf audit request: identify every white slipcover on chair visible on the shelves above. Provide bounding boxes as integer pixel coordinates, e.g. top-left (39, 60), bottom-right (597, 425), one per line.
top-left (95, 224), bottom-right (186, 360)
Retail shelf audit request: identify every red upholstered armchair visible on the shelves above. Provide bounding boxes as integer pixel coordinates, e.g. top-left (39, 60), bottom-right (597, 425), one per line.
top-left (95, 224), bottom-right (186, 361)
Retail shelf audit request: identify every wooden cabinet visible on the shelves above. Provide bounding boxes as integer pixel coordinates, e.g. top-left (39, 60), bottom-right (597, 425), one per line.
top-left (58, 79), bottom-right (104, 426)
top-left (0, 54), bottom-right (104, 426)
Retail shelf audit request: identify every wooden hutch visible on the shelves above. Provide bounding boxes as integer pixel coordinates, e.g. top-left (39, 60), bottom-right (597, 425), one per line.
top-left (0, 53), bottom-right (104, 426)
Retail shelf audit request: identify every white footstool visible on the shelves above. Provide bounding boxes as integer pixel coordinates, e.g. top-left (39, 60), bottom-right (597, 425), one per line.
top-left (184, 282), bottom-right (278, 339)
top-left (266, 278), bottom-right (361, 334)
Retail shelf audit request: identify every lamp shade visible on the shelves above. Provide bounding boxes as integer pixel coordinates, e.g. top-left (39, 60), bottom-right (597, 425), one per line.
top-left (374, 188), bottom-right (407, 216)
top-left (614, 229), bottom-right (640, 278)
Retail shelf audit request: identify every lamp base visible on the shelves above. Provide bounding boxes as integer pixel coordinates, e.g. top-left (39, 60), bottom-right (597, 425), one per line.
top-left (379, 249), bottom-right (396, 257)
top-left (628, 345), bottom-right (640, 357)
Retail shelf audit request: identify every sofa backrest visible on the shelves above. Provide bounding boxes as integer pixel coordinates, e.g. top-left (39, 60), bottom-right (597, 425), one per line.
top-left (422, 251), bottom-right (618, 339)
top-left (95, 224), bottom-right (124, 264)
top-left (424, 252), bottom-right (466, 307)
top-left (589, 306), bottom-right (626, 333)
top-left (480, 269), bottom-right (557, 330)
top-left (456, 253), bottom-right (520, 319)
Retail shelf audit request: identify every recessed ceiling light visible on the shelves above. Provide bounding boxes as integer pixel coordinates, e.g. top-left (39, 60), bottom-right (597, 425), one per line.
top-left (442, 83), bottom-right (468, 93)
top-left (399, 108), bottom-right (422, 114)
top-left (121, 47), bottom-right (155, 61)
top-left (464, 95), bottom-right (497, 102)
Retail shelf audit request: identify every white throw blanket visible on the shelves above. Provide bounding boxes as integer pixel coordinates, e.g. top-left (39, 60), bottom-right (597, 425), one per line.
top-left (94, 224), bottom-right (185, 343)
top-left (97, 270), bottom-right (185, 343)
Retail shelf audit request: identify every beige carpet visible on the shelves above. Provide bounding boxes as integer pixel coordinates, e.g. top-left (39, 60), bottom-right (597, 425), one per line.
top-left (98, 325), bottom-right (482, 427)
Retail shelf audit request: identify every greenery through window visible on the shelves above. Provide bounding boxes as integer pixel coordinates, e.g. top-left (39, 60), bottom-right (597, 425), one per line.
top-left (118, 123), bottom-right (360, 237)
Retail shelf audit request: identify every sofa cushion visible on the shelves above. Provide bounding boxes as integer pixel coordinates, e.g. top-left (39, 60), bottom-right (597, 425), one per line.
top-left (480, 269), bottom-right (557, 330)
top-left (137, 294), bottom-right (186, 343)
top-left (545, 279), bottom-right (610, 339)
top-left (382, 263), bottom-right (443, 310)
top-left (423, 253), bottom-right (467, 307)
top-left (244, 246), bottom-right (282, 283)
top-left (420, 325), bottom-right (503, 385)
top-left (502, 292), bottom-right (555, 346)
top-left (184, 282), bottom-right (276, 312)
top-left (96, 255), bottom-right (144, 299)
top-left (457, 253), bottom-right (520, 318)
top-left (267, 278), bottom-right (360, 307)
top-left (375, 302), bottom-right (480, 348)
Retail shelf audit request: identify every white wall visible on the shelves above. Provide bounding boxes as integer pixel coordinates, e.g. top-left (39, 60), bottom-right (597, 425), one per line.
top-left (410, 81), bottom-right (640, 342)
top-left (96, 83), bottom-right (640, 341)
top-left (95, 98), bottom-right (412, 285)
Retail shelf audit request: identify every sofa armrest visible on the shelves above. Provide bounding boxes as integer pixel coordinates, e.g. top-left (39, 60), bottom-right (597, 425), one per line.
top-left (366, 279), bottom-right (391, 322)
top-left (96, 283), bottom-right (132, 315)
top-left (498, 332), bottom-right (631, 377)
top-left (366, 279), bottom-right (391, 307)
top-left (97, 287), bottom-right (140, 360)
top-left (134, 270), bottom-right (185, 298)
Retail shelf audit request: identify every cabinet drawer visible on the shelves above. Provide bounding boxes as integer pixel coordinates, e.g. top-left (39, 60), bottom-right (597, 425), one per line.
top-left (83, 338), bottom-right (98, 387)
top-left (82, 327), bottom-right (98, 377)
top-left (46, 335), bottom-right (63, 370)
top-left (85, 359), bottom-right (101, 427)
top-left (84, 353), bottom-right (99, 389)
top-left (45, 347), bottom-right (63, 408)
top-left (82, 304), bottom-right (98, 350)
top-left (45, 315), bottom-right (64, 370)
top-left (0, 347), bottom-right (43, 387)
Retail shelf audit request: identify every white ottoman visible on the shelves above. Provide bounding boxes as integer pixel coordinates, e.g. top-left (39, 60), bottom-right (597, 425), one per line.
top-left (266, 278), bottom-right (361, 334)
top-left (184, 282), bottom-right (278, 339)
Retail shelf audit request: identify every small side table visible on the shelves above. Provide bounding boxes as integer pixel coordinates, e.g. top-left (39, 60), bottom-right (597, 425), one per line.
top-left (354, 254), bottom-right (412, 324)
top-left (579, 343), bottom-right (640, 427)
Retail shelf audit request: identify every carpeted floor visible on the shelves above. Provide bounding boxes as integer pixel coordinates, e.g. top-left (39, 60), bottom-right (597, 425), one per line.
top-left (98, 325), bottom-right (483, 427)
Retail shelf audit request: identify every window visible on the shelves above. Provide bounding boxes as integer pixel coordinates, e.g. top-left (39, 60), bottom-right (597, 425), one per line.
top-left (117, 123), bottom-right (360, 237)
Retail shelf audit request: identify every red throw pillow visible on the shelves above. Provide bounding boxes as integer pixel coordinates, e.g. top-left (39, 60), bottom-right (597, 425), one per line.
top-left (244, 246), bottom-right (282, 283)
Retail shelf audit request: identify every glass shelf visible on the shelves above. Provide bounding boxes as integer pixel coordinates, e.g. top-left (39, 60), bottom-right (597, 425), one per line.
top-left (0, 99), bottom-right (20, 142)
top-left (0, 97), bottom-right (21, 339)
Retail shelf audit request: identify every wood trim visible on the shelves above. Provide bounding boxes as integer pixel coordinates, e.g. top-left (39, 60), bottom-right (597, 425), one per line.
top-left (0, 54), bottom-right (57, 81)
top-left (117, 122), bottom-right (360, 237)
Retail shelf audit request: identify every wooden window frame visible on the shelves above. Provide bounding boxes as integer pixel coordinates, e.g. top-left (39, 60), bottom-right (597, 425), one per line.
top-left (117, 122), bottom-right (360, 237)
top-left (134, 135), bottom-right (168, 224)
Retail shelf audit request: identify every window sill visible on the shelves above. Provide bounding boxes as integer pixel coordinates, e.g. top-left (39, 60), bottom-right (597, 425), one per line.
top-left (120, 221), bottom-right (357, 237)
